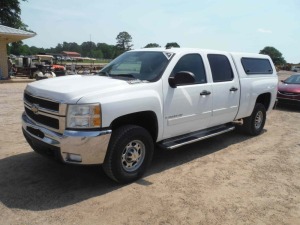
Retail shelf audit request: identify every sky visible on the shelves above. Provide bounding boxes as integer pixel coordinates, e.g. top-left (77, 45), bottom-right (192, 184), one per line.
top-left (20, 0), bottom-right (299, 63)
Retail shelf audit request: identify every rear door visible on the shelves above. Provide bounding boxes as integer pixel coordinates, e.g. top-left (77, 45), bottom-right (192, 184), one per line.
top-left (207, 54), bottom-right (240, 126)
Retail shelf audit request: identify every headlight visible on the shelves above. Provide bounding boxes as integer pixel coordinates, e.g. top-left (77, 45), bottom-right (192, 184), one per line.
top-left (66, 104), bottom-right (101, 129)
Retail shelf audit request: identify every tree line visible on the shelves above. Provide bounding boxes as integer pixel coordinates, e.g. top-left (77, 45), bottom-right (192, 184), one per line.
top-left (8, 31), bottom-right (181, 59)
top-left (8, 37), bottom-right (288, 66)
top-left (9, 40), bottom-right (123, 59)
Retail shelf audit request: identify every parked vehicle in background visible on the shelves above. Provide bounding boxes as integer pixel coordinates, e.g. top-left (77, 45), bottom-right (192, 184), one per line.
top-left (22, 48), bottom-right (278, 183)
top-left (52, 64), bottom-right (66, 76)
top-left (9, 54), bottom-right (17, 59)
top-left (291, 66), bottom-right (300, 72)
top-left (277, 74), bottom-right (300, 106)
top-left (33, 65), bottom-right (56, 80)
top-left (15, 54), bottom-right (66, 78)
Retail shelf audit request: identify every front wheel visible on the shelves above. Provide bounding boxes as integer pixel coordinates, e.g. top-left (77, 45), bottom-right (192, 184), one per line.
top-left (102, 125), bottom-right (154, 183)
top-left (242, 103), bottom-right (266, 136)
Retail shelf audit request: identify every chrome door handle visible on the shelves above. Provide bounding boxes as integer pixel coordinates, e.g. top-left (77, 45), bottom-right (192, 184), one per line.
top-left (200, 90), bottom-right (211, 96)
top-left (230, 87), bottom-right (238, 92)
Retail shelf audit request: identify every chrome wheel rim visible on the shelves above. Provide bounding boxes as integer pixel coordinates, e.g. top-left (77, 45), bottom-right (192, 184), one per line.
top-left (254, 111), bottom-right (263, 129)
top-left (121, 140), bottom-right (145, 172)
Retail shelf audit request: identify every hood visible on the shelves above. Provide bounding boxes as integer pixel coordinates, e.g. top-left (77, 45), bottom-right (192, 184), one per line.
top-left (278, 82), bottom-right (300, 93)
top-left (25, 75), bottom-right (134, 103)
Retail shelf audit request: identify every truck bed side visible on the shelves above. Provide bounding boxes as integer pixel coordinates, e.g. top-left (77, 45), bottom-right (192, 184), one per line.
top-left (230, 53), bottom-right (278, 119)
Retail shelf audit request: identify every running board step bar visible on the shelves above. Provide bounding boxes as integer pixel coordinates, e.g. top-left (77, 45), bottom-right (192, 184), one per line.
top-left (159, 124), bottom-right (235, 150)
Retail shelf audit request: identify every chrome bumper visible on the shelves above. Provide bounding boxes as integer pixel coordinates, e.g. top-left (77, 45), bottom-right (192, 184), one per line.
top-left (22, 112), bottom-right (111, 165)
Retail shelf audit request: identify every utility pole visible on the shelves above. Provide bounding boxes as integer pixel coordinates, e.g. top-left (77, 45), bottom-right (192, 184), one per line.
top-left (89, 34), bottom-right (92, 57)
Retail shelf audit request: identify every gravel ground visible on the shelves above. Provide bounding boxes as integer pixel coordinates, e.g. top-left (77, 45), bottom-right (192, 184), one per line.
top-left (0, 71), bottom-right (300, 225)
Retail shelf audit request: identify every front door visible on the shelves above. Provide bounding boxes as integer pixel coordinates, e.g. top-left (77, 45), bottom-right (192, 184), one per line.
top-left (163, 53), bottom-right (213, 139)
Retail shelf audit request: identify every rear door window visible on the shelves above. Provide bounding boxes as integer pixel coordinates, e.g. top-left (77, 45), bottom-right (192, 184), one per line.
top-left (208, 54), bottom-right (234, 82)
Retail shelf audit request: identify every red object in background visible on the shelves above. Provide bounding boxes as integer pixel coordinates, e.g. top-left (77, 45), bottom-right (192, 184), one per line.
top-left (52, 65), bottom-right (65, 70)
top-left (277, 74), bottom-right (300, 106)
top-left (51, 64), bottom-right (66, 76)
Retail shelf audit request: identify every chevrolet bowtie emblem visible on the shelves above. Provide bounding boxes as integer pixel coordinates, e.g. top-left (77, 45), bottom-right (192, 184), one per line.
top-left (31, 104), bottom-right (39, 114)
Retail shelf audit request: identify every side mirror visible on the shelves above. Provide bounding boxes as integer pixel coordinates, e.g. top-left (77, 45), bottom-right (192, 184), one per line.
top-left (168, 71), bottom-right (196, 88)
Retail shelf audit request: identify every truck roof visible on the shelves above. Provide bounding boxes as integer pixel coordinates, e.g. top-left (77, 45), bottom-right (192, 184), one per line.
top-left (130, 48), bottom-right (270, 59)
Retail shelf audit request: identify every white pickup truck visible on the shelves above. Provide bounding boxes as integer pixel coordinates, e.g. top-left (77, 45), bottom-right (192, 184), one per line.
top-left (22, 48), bottom-right (278, 183)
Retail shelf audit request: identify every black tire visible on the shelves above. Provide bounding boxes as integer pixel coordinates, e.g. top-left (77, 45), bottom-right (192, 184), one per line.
top-left (102, 125), bottom-right (154, 183)
top-left (242, 103), bottom-right (266, 136)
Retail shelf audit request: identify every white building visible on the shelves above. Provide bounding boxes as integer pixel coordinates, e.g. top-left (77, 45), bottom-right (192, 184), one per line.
top-left (0, 25), bottom-right (35, 79)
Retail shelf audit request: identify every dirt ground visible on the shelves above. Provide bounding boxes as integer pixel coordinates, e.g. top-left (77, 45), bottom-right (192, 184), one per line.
top-left (0, 71), bottom-right (299, 225)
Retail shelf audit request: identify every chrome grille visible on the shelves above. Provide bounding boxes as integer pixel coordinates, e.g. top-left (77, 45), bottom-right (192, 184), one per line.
top-left (24, 92), bottom-right (59, 111)
top-left (25, 107), bottom-right (59, 129)
top-left (23, 91), bottom-right (67, 133)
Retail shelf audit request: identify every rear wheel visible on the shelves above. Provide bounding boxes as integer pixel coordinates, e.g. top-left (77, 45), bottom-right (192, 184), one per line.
top-left (103, 125), bottom-right (154, 183)
top-left (242, 103), bottom-right (266, 136)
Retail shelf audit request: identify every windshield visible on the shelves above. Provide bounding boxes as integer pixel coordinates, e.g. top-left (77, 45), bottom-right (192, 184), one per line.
top-left (284, 75), bottom-right (300, 84)
top-left (98, 51), bottom-right (171, 82)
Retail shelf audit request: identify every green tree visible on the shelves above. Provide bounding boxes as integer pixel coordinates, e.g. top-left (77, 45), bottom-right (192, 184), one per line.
top-left (97, 43), bottom-right (116, 59)
top-left (66, 42), bottom-right (81, 53)
top-left (91, 49), bottom-right (103, 59)
top-left (0, 0), bottom-right (28, 29)
top-left (1, 0), bottom-right (34, 55)
top-left (144, 43), bottom-right (161, 48)
top-left (54, 43), bottom-right (63, 53)
top-left (29, 46), bottom-right (45, 55)
top-left (61, 42), bottom-right (81, 53)
top-left (259, 46), bottom-right (286, 65)
top-left (116, 31), bottom-right (133, 52)
top-left (165, 42), bottom-right (180, 48)
top-left (81, 41), bottom-right (96, 57)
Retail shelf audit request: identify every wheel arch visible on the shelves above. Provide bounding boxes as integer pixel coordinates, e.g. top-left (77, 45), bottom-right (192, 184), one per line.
top-left (110, 111), bottom-right (159, 142)
top-left (256, 92), bottom-right (271, 111)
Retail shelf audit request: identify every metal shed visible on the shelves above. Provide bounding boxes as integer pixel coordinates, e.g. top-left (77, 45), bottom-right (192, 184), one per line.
top-left (0, 25), bottom-right (36, 79)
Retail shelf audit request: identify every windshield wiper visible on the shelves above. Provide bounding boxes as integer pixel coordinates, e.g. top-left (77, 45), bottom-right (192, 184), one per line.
top-left (112, 74), bottom-right (137, 79)
top-left (98, 71), bottom-right (110, 77)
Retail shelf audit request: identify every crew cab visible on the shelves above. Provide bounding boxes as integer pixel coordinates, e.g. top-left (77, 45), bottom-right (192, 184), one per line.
top-left (22, 48), bottom-right (278, 183)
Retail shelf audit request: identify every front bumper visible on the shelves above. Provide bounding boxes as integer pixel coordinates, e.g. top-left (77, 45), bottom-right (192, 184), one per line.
top-left (277, 97), bottom-right (300, 106)
top-left (22, 112), bottom-right (112, 165)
